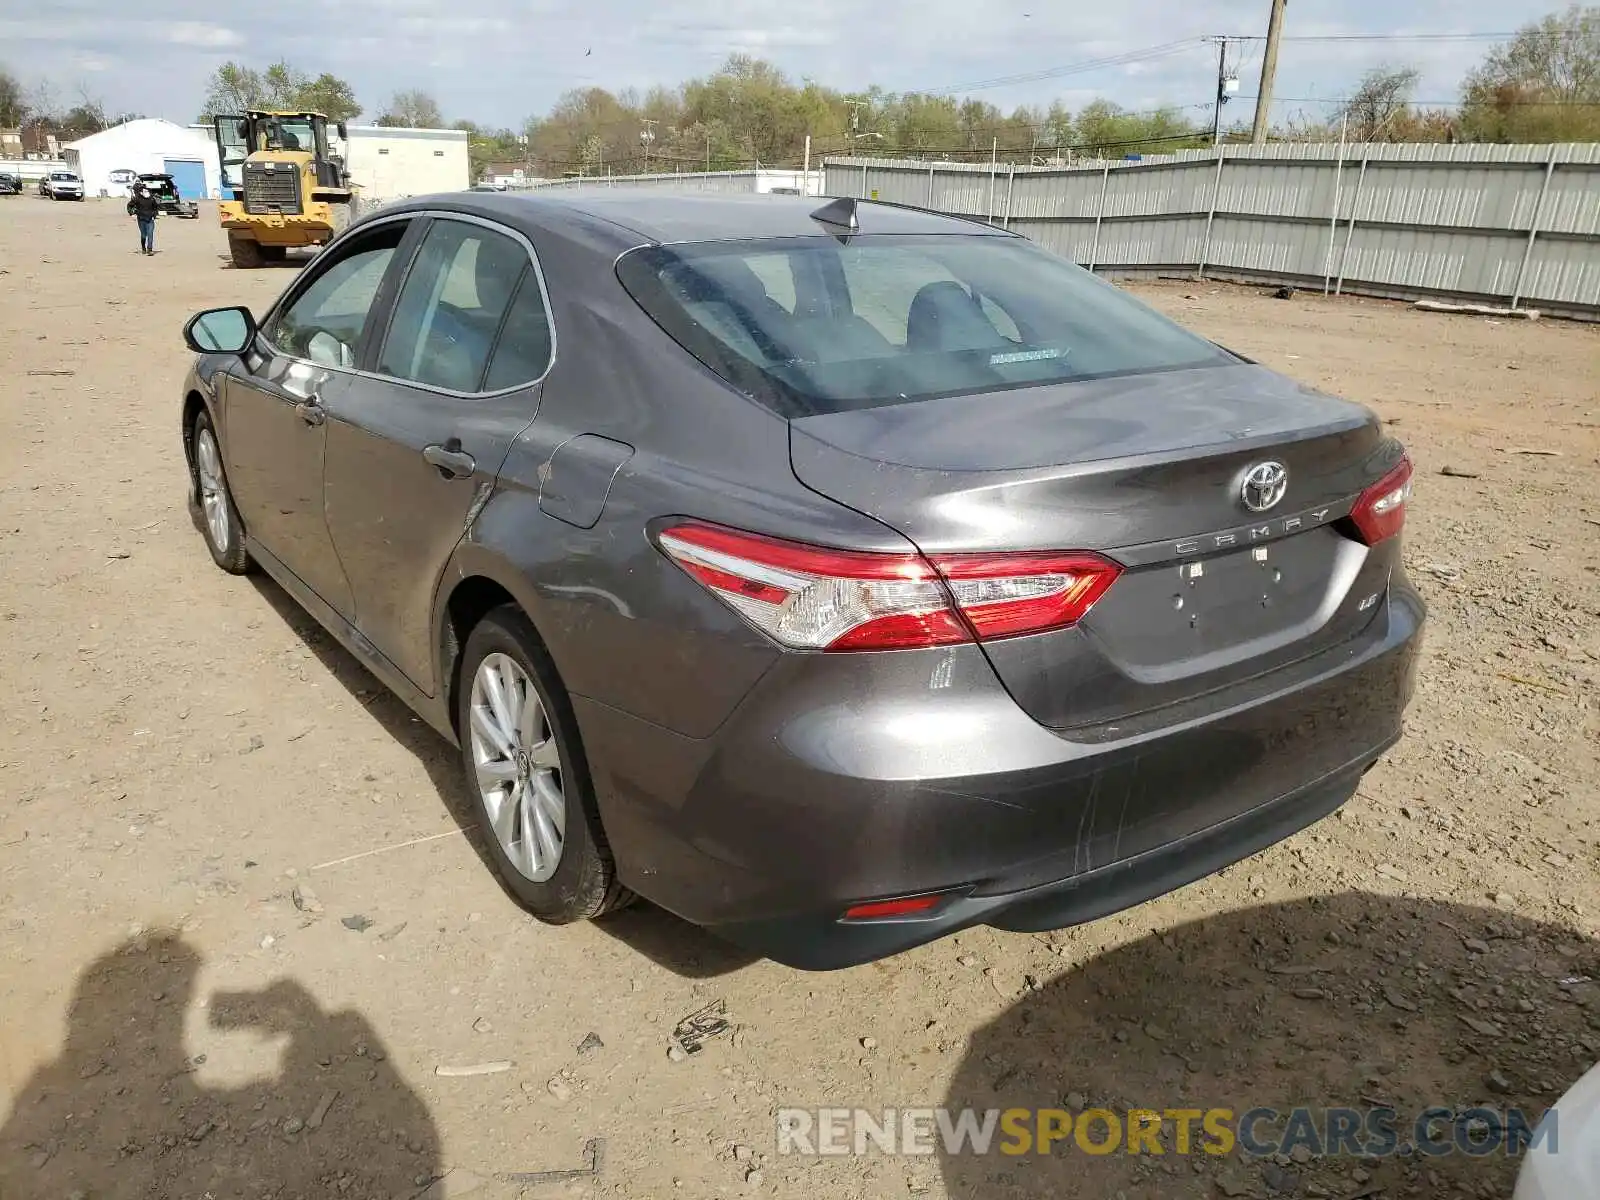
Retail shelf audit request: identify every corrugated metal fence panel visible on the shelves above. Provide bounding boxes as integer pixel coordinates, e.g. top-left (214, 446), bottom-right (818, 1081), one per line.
top-left (1542, 165), bottom-right (1600, 237)
top-left (1206, 215), bottom-right (1334, 277)
top-left (1519, 236), bottom-right (1600, 305)
top-left (532, 171), bottom-right (764, 194)
top-left (1339, 225), bottom-right (1528, 297)
top-left (1009, 171), bottom-right (1102, 219)
top-left (1100, 162), bottom-right (1215, 217)
top-left (1354, 162), bottom-right (1537, 230)
top-left (819, 147), bottom-right (1599, 312)
top-left (1216, 159), bottom-right (1345, 219)
top-left (928, 168), bottom-right (991, 215)
top-left (1093, 216), bottom-right (1210, 266)
top-left (1010, 218), bottom-right (1099, 262)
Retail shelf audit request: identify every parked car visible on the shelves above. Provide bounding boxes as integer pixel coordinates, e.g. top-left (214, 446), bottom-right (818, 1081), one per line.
top-left (1513, 1057), bottom-right (1599, 1199)
top-left (134, 173), bottom-right (199, 218)
top-left (0, 171), bottom-right (21, 196)
top-left (177, 192), bottom-right (1424, 969)
top-left (40, 171), bottom-right (84, 200)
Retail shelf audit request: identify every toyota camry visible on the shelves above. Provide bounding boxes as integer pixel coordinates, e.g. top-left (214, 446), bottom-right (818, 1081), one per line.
top-left (178, 191), bottom-right (1424, 969)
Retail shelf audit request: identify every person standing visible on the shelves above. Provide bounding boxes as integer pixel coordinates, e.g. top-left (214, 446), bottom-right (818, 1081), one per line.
top-left (128, 183), bottom-right (159, 255)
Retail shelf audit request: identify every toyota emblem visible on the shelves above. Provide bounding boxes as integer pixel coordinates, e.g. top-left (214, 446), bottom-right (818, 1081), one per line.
top-left (1240, 461), bottom-right (1289, 513)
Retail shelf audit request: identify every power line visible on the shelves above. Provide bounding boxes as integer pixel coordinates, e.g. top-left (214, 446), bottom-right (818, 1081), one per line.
top-left (1233, 31), bottom-right (1573, 43)
top-left (1254, 95), bottom-right (1600, 108)
top-left (922, 38), bottom-right (1211, 96)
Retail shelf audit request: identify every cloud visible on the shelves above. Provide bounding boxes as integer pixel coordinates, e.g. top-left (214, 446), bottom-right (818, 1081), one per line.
top-left (395, 16), bottom-right (513, 36)
top-left (0, 0), bottom-right (1560, 130)
top-left (163, 22), bottom-right (242, 48)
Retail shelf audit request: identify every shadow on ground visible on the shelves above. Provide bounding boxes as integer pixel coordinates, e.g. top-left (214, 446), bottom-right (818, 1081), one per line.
top-left (215, 252), bottom-right (309, 270)
top-left (245, 572), bottom-right (756, 979)
top-left (939, 893), bottom-right (1598, 1199)
top-left (0, 932), bottom-right (440, 1198)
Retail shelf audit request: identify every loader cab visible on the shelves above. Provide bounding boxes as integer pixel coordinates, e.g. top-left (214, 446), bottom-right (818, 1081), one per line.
top-left (214, 110), bottom-right (349, 199)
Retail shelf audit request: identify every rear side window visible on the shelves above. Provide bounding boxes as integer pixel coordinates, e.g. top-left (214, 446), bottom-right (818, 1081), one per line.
top-left (378, 219), bottom-right (528, 393)
top-left (482, 273), bottom-right (554, 391)
top-left (617, 234), bottom-right (1235, 418)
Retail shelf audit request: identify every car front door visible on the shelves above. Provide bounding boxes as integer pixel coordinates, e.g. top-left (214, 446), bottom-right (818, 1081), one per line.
top-left (321, 214), bottom-right (555, 694)
top-left (218, 218), bottom-right (413, 617)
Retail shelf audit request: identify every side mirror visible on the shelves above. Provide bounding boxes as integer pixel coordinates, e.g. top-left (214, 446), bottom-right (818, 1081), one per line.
top-left (184, 306), bottom-right (256, 355)
top-left (336, 121), bottom-right (349, 141)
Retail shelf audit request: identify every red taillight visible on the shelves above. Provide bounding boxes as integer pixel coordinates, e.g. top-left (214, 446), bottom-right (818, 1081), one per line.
top-left (932, 551), bottom-right (1122, 640)
top-left (1349, 455), bottom-right (1413, 545)
top-left (656, 522), bottom-right (1121, 652)
top-left (842, 893), bottom-right (950, 921)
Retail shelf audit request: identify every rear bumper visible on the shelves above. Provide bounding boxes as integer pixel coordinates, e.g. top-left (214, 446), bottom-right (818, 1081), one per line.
top-left (577, 581), bottom-right (1424, 970)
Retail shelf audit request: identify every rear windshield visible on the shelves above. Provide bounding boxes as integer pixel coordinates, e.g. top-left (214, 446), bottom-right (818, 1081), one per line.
top-left (616, 233), bottom-right (1235, 418)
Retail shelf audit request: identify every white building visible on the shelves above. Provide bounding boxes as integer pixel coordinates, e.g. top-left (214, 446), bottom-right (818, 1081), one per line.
top-left (188, 121), bottom-right (470, 205)
top-left (62, 119), bottom-right (222, 200)
top-left (344, 125), bottom-right (469, 202)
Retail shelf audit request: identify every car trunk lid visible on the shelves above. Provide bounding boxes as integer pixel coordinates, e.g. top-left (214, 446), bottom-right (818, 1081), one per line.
top-left (788, 363), bottom-right (1399, 729)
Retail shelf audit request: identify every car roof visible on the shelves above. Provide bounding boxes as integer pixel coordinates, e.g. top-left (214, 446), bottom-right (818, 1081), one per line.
top-left (388, 190), bottom-right (1016, 248)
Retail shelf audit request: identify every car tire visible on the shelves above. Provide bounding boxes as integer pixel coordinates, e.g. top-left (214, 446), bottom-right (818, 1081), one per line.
top-left (228, 234), bottom-right (265, 269)
top-left (455, 605), bottom-right (634, 924)
top-left (189, 409), bottom-right (251, 574)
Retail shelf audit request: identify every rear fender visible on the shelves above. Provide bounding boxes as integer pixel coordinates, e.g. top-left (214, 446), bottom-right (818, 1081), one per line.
top-left (430, 522), bottom-right (561, 742)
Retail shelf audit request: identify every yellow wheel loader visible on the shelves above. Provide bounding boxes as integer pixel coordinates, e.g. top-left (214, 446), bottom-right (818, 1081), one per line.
top-left (213, 111), bottom-right (361, 268)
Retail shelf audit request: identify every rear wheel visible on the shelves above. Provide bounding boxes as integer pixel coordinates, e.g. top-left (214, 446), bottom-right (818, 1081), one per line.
top-left (456, 606), bottom-right (632, 923)
top-left (227, 233), bottom-right (265, 269)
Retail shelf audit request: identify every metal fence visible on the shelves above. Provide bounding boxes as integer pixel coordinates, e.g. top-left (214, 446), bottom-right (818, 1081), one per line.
top-left (526, 169), bottom-right (822, 196)
top-left (823, 144), bottom-right (1600, 318)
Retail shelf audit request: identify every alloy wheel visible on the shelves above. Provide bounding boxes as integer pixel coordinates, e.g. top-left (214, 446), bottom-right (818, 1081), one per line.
top-left (469, 652), bottom-right (566, 882)
top-left (195, 428), bottom-right (231, 552)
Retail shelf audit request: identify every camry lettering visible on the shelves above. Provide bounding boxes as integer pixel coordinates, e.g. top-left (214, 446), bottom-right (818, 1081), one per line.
top-left (1169, 505), bottom-right (1341, 556)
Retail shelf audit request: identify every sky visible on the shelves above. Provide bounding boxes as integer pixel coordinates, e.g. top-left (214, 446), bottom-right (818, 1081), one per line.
top-left (0, 0), bottom-right (1567, 131)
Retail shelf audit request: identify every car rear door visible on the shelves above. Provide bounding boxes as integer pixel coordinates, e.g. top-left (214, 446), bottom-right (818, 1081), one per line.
top-left (218, 217), bottom-right (414, 617)
top-left (320, 213), bottom-right (554, 696)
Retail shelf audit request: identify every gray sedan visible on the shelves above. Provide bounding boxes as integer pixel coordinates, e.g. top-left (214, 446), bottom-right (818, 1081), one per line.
top-left (178, 191), bottom-right (1423, 969)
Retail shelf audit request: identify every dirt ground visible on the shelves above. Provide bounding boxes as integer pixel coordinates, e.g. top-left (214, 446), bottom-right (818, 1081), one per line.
top-left (1, 198), bottom-right (1598, 1200)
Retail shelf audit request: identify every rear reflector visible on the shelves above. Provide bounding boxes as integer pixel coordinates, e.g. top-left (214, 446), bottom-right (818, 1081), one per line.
top-left (1349, 455), bottom-right (1413, 545)
top-left (657, 522), bottom-right (1121, 652)
top-left (842, 893), bottom-right (950, 921)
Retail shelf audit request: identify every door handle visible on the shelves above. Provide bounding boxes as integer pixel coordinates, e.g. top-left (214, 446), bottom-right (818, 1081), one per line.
top-left (423, 440), bottom-right (476, 479)
top-left (294, 399), bottom-right (325, 427)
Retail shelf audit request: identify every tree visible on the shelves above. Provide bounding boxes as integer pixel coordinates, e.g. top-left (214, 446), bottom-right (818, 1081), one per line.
top-left (376, 89), bottom-right (444, 128)
top-left (0, 66), bottom-right (26, 128)
top-left (1336, 66), bottom-right (1421, 142)
top-left (298, 74), bottom-right (360, 122)
top-left (1072, 100), bottom-right (1203, 157)
top-left (199, 61), bottom-right (361, 121)
top-left (1459, 5), bottom-right (1600, 141)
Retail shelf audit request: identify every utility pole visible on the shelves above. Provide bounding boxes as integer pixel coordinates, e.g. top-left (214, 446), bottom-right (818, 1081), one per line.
top-left (1212, 39), bottom-right (1227, 145)
top-left (640, 118), bottom-right (658, 172)
top-left (1251, 0), bottom-right (1287, 145)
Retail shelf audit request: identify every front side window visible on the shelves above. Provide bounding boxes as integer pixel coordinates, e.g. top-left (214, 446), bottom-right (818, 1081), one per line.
top-left (377, 219), bottom-right (529, 393)
top-left (617, 234), bottom-right (1236, 418)
top-left (268, 223), bottom-right (406, 367)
